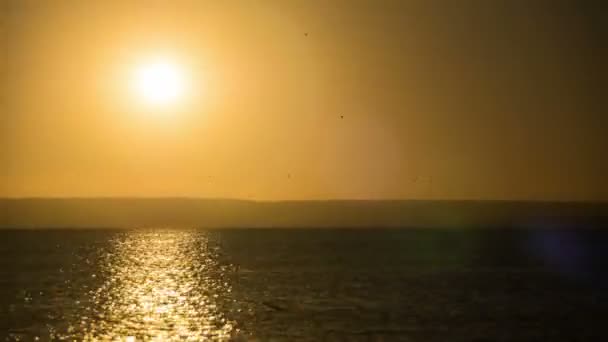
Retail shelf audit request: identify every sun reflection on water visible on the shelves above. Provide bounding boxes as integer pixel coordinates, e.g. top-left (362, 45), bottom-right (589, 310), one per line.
top-left (63, 230), bottom-right (237, 341)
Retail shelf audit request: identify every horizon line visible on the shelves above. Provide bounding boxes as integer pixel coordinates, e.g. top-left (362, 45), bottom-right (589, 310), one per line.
top-left (1, 197), bottom-right (606, 204)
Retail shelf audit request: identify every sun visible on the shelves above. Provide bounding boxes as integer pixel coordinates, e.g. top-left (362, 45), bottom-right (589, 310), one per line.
top-left (132, 58), bottom-right (186, 107)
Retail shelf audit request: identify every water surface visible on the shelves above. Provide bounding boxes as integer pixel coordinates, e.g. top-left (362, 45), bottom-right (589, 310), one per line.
top-left (1, 229), bottom-right (607, 341)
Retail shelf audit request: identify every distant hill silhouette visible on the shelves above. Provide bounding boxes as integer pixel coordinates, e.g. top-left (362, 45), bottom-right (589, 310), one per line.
top-left (1, 198), bottom-right (606, 229)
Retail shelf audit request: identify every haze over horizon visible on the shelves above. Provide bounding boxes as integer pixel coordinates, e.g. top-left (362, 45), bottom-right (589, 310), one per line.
top-left (2, 0), bottom-right (606, 201)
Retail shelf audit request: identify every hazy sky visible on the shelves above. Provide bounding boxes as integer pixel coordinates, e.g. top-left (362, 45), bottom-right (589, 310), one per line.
top-left (1, 0), bottom-right (606, 200)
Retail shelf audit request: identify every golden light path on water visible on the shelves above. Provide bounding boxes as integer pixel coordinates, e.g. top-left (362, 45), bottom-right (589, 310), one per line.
top-left (62, 230), bottom-right (237, 341)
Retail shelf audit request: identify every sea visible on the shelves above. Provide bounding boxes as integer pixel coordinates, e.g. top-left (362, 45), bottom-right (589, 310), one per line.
top-left (1, 228), bottom-right (607, 341)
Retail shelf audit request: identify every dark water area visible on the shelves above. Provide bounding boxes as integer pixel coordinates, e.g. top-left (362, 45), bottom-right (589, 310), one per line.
top-left (1, 228), bottom-right (608, 341)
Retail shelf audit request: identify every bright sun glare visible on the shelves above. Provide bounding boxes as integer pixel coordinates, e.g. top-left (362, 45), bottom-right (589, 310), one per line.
top-left (132, 58), bottom-right (186, 107)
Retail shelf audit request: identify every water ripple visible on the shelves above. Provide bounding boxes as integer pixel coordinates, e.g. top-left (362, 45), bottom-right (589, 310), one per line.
top-left (56, 230), bottom-right (238, 341)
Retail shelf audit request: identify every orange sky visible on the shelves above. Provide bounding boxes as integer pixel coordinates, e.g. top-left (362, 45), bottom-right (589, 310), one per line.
top-left (1, 0), bottom-right (606, 200)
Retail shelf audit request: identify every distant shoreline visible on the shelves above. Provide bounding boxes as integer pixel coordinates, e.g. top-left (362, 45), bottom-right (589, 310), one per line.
top-left (1, 198), bottom-right (606, 229)
top-left (2, 197), bottom-right (606, 203)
